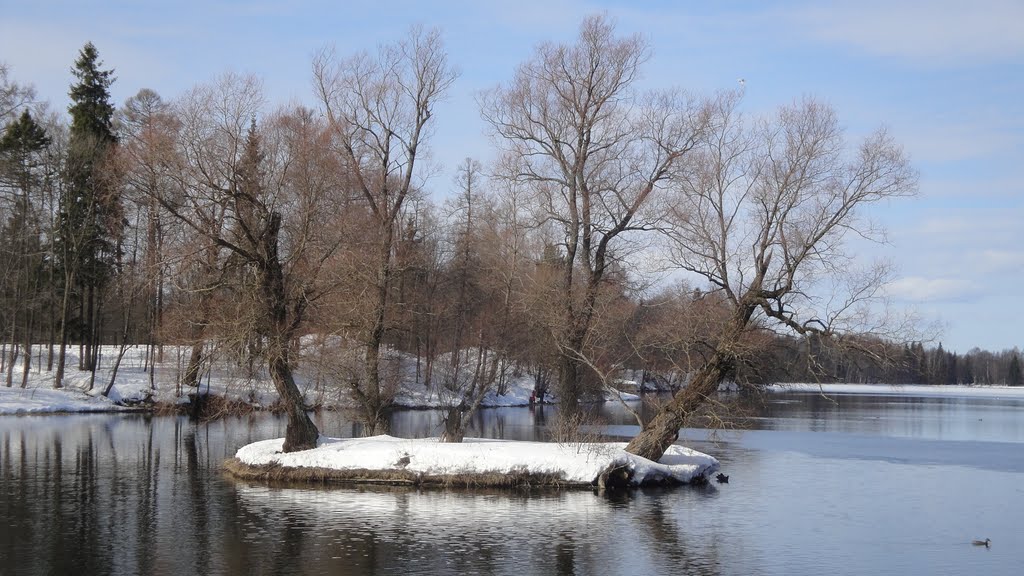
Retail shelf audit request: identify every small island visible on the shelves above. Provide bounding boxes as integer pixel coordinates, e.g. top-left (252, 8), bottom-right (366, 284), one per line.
top-left (224, 435), bottom-right (720, 490)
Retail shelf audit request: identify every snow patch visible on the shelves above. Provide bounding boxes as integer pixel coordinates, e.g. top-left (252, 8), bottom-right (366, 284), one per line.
top-left (771, 383), bottom-right (1024, 399)
top-left (235, 435), bottom-right (718, 486)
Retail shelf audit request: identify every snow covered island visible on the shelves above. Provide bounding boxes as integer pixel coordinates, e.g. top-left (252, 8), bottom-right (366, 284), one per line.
top-left (226, 435), bottom-right (720, 490)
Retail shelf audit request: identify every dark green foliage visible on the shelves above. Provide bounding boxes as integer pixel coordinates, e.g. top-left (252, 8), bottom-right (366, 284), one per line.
top-left (1009, 354), bottom-right (1022, 386)
top-left (56, 42), bottom-right (122, 375)
top-left (1, 109), bottom-right (51, 159)
top-left (0, 110), bottom-right (50, 255)
top-left (0, 108), bottom-right (51, 386)
top-left (68, 43), bottom-right (116, 145)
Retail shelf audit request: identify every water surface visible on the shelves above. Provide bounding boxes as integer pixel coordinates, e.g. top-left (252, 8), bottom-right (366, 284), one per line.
top-left (1, 391), bottom-right (1021, 575)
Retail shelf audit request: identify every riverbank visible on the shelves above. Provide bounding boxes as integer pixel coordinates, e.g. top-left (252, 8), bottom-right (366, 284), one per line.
top-left (770, 382), bottom-right (1024, 399)
top-left (0, 344), bottom-right (640, 415)
top-left (226, 434), bottom-right (720, 489)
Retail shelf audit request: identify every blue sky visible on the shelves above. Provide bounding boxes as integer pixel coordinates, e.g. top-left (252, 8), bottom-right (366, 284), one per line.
top-left (2, 0), bottom-right (1021, 353)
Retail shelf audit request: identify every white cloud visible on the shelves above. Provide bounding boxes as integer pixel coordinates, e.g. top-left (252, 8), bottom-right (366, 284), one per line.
top-left (791, 0), bottom-right (1024, 65)
top-left (974, 250), bottom-right (1024, 274)
top-left (886, 276), bottom-right (982, 302)
top-left (900, 121), bottom-right (1022, 164)
top-left (899, 208), bottom-right (1024, 252)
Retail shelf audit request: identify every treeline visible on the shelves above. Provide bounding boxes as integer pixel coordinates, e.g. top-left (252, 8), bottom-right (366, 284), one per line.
top-left (0, 20), bottom-right (1016, 443)
top-left (723, 334), bottom-right (1023, 386)
top-left (777, 340), bottom-right (1024, 386)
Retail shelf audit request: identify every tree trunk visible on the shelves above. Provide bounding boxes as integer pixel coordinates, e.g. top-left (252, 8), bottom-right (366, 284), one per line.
top-left (54, 267), bottom-right (78, 388)
top-left (102, 307), bottom-right (133, 398)
top-left (183, 341), bottom-right (203, 388)
top-left (6, 323), bottom-right (17, 388)
top-left (88, 295), bottom-right (102, 391)
top-left (361, 228), bottom-right (394, 437)
top-left (625, 306), bottom-right (751, 461)
top-left (269, 350), bottom-right (319, 452)
top-left (624, 356), bottom-right (730, 461)
top-left (83, 284), bottom-right (95, 371)
top-left (20, 312), bottom-right (33, 388)
top-left (557, 347), bottom-right (584, 413)
top-left (260, 212), bottom-right (319, 452)
top-left (47, 311), bottom-right (54, 372)
top-left (440, 405), bottom-right (465, 443)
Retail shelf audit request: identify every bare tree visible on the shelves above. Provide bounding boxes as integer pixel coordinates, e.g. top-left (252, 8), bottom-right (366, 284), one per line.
top-left (313, 26), bottom-right (457, 435)
top-left (481, 15), bottom-right (708, 407)
top-left (626, 94), bottom-right (918, 461)
top-left (0, 62), bottom-right (36, 122)
top-left (433, 158), bottom-right (509, 442)
top-left (157, 75), bottom-right (344, 452)
top-left (116, 89), bottom-right (176, 387)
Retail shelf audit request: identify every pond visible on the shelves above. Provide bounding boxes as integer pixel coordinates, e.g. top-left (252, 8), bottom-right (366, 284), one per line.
top-left (1, 391), bottom-right (1022, 575)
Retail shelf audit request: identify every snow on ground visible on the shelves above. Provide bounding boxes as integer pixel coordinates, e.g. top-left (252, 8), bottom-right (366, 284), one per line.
top-left (0, 384), bottom-right (129, 414)
top-left (235, 434), bottom-right (719, 486)
top-left (0, 343), bottom-right (639, 414)
top-left (0, 345), bottom-right (265, 414)
top-left (8, 342), bottom-right (1018, 416)
top-left (770, 383), bottom-right (1024, 400)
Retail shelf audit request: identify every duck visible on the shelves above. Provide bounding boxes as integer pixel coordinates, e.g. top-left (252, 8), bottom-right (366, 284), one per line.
top-left (972, 538), bottom-right (991, 547)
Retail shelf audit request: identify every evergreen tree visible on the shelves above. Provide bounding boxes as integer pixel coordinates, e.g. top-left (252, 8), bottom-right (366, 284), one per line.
top-left (0, 109), bottom-right (51, 387)
top-left (1008, 354), bottom-right (1022, 386)
top-left (54, 42), bottom-right (121, 387)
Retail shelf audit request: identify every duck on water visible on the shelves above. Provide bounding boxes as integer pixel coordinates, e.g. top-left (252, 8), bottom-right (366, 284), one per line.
top-left (972, 538), bottom-right (991, 548)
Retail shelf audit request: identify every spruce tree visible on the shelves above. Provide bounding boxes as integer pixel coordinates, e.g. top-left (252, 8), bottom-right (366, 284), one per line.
top-left (54, 42), bottom-right (121, 388)
top-left (1008, 354), bottom-right (1022, 386)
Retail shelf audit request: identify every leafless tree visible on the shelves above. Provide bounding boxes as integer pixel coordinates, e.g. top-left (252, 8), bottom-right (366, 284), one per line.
top-left (116, 88), bottom-right (176, 387)
top-left (0, 63), bottom-right (36, 122)
top-left (433, 158), bottom-right (509, 442)
top-left (480, 14), bottom-right (709, 407)
top-left (313, 26), bottom-right (457, 435)
top-left (157, 74), bottom-right (344, 451)
top-left (626, 94), bottom-right (918, 460)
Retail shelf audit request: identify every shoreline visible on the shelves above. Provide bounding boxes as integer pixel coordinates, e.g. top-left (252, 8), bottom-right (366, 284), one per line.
top-left (222, 457), bottom-right (588, 490)
top-left (225, 435), bottom-right (719, 491)
top-left (5, 381), bottom-right (1024, 417)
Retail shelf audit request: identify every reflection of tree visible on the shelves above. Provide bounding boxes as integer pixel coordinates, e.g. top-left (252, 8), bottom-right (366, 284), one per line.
top-left (136, 420), bottom-right (159, 574)
top-left (554, 530), bottom-right (576, 575)
top-left (183, 427), bottom-right (210, 574)
top-left (532, 404), bottom-right (548, 428)
top-left (1, 413), bottom-right (734, 575)
top-left (633, 494), bottom-right (722, 576)
top-left (270, 510), bottom-right (307, 574)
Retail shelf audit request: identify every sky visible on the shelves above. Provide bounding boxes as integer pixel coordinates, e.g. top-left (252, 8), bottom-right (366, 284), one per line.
top-left (1, 0), bottom-right (1021, 353)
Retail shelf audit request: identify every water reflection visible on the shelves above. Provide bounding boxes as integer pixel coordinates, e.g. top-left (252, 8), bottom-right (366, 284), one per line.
top-left (230, 484), bottom-right (724, 575)
top-left (0, 415), bottom-right (283, 576)
top-left (1, 393), bottom-right (1023, 575)
top-left (0, 412), bottom-right (726, 576)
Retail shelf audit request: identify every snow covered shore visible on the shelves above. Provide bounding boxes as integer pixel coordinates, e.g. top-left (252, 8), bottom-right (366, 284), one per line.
top-left (0, 383), bottom-right (134, 414)
top-left (228, 435), bottom-right (719, 489)
top-left (769, 383), bottom-right (1024, 399)
top-left (0, 344), bottom-right (639, 415)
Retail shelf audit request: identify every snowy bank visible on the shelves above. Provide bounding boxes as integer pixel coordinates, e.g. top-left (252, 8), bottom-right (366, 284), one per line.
top-left (770, 383), bottom-right (1024, 400)
top-left (0, 344), bottom-right (642, 415)
top-left (227, 435), bottom-right (719, 489)
top-left (0, 385), bottom-right (132, 415)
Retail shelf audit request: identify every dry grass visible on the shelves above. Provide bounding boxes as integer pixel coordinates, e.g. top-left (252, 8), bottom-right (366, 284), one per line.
top-left (222, 458), bottom-right (590, 490)
top-left (152, 394), bottom-right (259, 420)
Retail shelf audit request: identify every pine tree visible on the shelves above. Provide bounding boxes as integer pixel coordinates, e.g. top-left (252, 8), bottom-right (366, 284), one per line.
top-left (54, 42), bottom-right (121, 388)
top-left (1008, 354), bottom-right (1022, 386)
